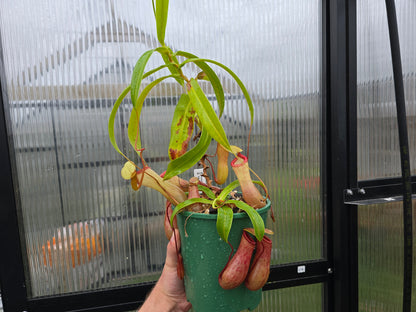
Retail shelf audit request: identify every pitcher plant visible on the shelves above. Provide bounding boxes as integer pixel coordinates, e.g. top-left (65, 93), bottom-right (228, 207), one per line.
top-left (109, 0), bottom-right (274, 291)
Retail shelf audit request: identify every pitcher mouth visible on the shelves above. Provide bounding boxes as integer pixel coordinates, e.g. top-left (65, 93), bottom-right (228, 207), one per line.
top-left (230, 153), bottom-right (248, 168)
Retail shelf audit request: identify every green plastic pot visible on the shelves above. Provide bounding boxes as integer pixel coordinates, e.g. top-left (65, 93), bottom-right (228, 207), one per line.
top-left (176, 200), bottom-right (271, 312)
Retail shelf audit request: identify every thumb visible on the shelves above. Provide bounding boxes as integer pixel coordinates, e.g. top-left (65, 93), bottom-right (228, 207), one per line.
top-left (165, 229), bottom-right (180, 269)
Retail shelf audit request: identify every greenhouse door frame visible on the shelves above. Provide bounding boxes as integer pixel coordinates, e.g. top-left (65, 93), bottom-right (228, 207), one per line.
top-left (0, 0), bottom-right (365, 311)
top-left (325, 0), bottom-right (359, 311)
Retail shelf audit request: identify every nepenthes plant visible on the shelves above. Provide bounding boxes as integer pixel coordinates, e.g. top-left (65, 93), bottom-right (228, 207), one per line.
top-left (108, 0), bottom-right (274, 292)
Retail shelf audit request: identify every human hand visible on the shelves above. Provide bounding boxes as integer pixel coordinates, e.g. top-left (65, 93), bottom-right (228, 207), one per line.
top-left (138, 229), bottom-right (192, 312)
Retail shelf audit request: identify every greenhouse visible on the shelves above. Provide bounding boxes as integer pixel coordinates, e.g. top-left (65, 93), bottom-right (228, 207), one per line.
top-left (0, 0), bottom-right (415, 311)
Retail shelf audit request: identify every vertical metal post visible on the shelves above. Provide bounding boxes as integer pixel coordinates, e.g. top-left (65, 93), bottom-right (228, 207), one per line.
top-left (326, 0), bottom-right (358, 311)
top-left (0, 38), bottom-right (29, 311)
top-left (384, 1), bottom-right (413, 310)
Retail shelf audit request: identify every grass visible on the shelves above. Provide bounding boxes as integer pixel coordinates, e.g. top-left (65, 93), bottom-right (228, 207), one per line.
top-left (357, 202), bottom-right (416, 312)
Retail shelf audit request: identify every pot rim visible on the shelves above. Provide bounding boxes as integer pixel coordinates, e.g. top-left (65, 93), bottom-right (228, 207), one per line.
top-left (178, 198), bottom-right (271, 220)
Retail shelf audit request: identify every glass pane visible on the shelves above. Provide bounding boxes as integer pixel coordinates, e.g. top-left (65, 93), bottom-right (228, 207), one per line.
top-left (0, 0), bottom-right (322, 297)
top-left (358, 200), bottom-right (416, 311)
top-left (357, 0), bottom-right (416, 180)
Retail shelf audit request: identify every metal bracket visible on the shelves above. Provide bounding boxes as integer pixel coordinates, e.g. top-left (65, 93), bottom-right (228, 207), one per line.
top-left (344, 182), bottom-right (416, 205)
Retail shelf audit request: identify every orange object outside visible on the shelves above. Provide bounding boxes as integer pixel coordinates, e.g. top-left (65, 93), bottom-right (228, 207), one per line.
top-left (42, 222), bottom-right (103, 268)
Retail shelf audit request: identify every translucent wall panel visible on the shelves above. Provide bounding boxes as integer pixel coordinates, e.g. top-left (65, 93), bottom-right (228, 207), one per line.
top-left (357, 0), bottom-right (416, 180)
top-left (358, 200), bottom-right (416, 311)
top-left (253, 284), bottom-right (322, 312)
top-left (357, 1), bottom-right (416, 310)
top-left (163, 284), bottom-right (323, 312)
top-left (0, 0), bottom-right (322, 297)
top-left (127, 284), bottom-right (323, 312)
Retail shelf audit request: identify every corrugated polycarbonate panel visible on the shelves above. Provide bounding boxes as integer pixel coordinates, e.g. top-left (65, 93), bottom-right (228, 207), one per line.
top-left (0, 0), bottom-right (322, 298)
top-left (253, 284), bottom-right (323, 312)
top-left (357, 1), bottom-right (416, 310)
top-left (357, 0), bottom-right (416, 180)
top-left (180, 284), bottom-right (323, 312)
top-left (358, 200), bottom-right (416, 311)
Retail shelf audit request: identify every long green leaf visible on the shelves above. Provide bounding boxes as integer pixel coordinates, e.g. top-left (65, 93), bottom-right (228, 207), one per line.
top-left (188, 79), bottom-right (231, 151)
top-left (170, 198), bottom-right (213, 226)
top-left (108, 85), bottom-right (131, 157)
top-left (179, 55), bottom-right (254, 125)
top-left (154, 0), bottom-right (169, 45)
top-left (140, 49), bottom-right (182, 85)
top-left (127, 107), bottom-right (141, 153)
top-left (142, 64), bottom-right (170, 79)
top-left (217, 205), bottom-right (234, 242)
top-left (137, 74), bottom-right (179, 114)
top-left (224, 199), bottom-right (265, 241)
top-left (164, 129), bottom-right (211, 180)
top-left (131, 49), bottom-right (155, 109)
top-left (157, 47), bottom-right (185, 86)
top-left (128, 75), bottom-right (180, 152)
top-left (216, 180), bottom-right (241, 202)
top-left (168, 94), bottom-right (195, 160)
top-left (151, 0), bottom-right (156, 17)
top-left (138, 74), bottom-right (181, 106)
top-left (176, 51), bottom-right (224, 116)
top-left (197, 184), bottom-right (216, 200)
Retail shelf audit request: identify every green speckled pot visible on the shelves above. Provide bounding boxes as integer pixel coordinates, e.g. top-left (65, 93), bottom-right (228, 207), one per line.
top-left (176, 201), bottom-right (271, 312)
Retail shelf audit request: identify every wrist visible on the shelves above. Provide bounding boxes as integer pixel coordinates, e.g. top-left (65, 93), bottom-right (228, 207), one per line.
top-left (138, 283), bottom-right (176, 312)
